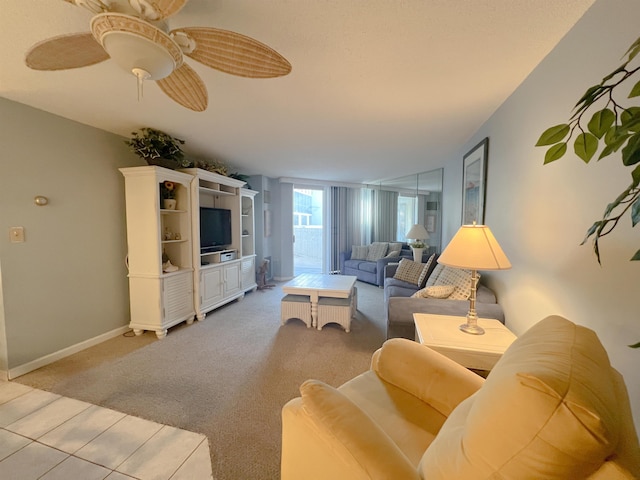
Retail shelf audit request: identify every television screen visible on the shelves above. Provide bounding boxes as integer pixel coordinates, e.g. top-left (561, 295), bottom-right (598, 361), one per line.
top-left (200, 207), bottom-right (232, 253)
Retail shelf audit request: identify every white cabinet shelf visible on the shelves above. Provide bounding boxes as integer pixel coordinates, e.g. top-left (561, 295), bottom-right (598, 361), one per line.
top-left (199, 186), bottom-right (235, 196)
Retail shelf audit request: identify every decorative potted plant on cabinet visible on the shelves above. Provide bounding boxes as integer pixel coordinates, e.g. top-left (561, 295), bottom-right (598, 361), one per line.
top-left (125, 127), bottom-right (189, 170)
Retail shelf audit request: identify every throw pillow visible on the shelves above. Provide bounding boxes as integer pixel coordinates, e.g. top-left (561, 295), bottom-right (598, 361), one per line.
top-left (411, 285), bottom-right (456, 299)
top-left (366, 242), bottom-right (389, 261)
top-left (426, 264), bottom-right (475, 300)
top-left (393, 258), bottom-right (428, 287)
top-left (388, 242), bottom-right (403, 253)
top-left (385, 250), bottom-right (401, 258)
top-left (418, 254), bottom-right (436, 288)
top-left (351, 245), bottom-right (369, 260)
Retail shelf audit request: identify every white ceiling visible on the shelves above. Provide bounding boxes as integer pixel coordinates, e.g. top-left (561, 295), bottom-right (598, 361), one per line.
top-left (0, 0), bottom-right (595, 184)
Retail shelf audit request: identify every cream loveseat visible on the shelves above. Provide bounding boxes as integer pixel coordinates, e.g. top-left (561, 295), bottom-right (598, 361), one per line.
top-left (281, 316), bottom-right (640, 479)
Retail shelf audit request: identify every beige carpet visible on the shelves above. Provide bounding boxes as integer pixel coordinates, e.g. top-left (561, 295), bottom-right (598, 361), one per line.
top-left (14, 280), bottom-right (387, 480)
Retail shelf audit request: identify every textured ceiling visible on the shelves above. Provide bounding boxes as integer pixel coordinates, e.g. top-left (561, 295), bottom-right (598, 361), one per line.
top-left (0, 0), bottom-right (596, 184)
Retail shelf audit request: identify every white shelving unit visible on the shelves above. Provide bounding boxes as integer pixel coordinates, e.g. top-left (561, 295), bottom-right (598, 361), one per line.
top-left (120, 167), bottom-right (258, 333)
top-left (119, 166), bottom-right (195, 339)
top-left (180, 169), bottom-right (257, 320)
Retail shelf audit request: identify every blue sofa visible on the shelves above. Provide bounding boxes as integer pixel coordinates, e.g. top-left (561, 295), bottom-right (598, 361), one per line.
top-left (340, 245), bottom-right (436, 287)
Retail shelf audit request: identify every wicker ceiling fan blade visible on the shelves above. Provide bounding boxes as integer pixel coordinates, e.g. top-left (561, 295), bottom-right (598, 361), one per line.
top-left (173, 27), bottom-right (292, 78)
top-left (156, 62), bottom-right (208, 111)
top-left (25, 32), bottom-right (109, 71)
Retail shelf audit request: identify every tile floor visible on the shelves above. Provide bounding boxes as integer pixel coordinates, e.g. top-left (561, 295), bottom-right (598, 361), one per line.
top-left (0, 381), bottom-right (213, 480)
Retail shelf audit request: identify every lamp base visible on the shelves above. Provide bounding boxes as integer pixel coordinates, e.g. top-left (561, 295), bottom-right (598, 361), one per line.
top-left (459, 322), bottom-right (485, 335)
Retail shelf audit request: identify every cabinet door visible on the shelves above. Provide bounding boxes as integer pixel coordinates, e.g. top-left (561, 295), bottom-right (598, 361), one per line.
top-left (162, 272), bottom-right (194, 324)
top-left (201, 267), bottom-right (224, 309)
top-left (224, 262), bottom-right (241, 296)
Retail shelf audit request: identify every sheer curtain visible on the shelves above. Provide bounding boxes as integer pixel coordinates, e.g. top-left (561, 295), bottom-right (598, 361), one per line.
top-left (371, 189), bottom-right (398, 242)
top-left (329, 186), bottom-right (366, 271)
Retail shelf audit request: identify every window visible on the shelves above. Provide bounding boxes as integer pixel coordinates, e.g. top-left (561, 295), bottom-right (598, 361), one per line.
top-left (396, 195), bottom-right (416, 241)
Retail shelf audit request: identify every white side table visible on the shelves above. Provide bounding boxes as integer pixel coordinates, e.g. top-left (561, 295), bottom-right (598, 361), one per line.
top-left (413, 313), bottom-right (517, 372)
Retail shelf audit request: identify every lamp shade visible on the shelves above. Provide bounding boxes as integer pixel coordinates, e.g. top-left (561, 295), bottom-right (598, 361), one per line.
top-left (406, 224), bottom-right (429, 240)
top-left (438, 224), bottom-right (511, 270)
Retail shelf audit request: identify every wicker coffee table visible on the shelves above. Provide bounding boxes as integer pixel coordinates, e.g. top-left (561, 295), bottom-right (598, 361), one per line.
top-left (282, 274), bottom-right (357, 329)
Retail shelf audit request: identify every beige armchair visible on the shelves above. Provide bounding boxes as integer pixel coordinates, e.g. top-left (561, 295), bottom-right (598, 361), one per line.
top-left (281, 316), bottom-right (640, 479)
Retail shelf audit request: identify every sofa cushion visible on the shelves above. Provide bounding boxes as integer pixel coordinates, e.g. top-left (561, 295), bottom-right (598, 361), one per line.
top-left (351, 245), bottom-right (369, 260)
top-left (411, 285), bottom-right (455, 299)
top-left (385, 250), bottom-right (401, 258)
top-left (393, 259), bottom-right (428, 287)
top-left (358, 261), bottom-right (377, 274)
top-left (344, 259), bottom-right (366, 270)
top-left (419, 316), bottom-right (619, 479)
top-left (366, 242), bottom-right (389, 261)
top-left (299, 379), bottom-right (420, 478)
top-left (426, 264), bottom-right (473, 300)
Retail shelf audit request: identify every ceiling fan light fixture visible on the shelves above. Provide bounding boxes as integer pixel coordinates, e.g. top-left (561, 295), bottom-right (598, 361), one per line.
top-left (91, 13), bottom-right (182, 80)
top-left (101, 31), bottom-right (176, 79)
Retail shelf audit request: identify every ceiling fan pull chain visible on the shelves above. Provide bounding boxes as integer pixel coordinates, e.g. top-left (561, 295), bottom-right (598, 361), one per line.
top-left (132, 68), bottom-right (151, 101)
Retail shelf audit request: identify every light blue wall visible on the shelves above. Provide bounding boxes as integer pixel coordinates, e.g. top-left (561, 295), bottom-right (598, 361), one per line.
top-left (0, 98), bottom-right (143, 372)
top-left (441, 0), bottom-right (640, 431)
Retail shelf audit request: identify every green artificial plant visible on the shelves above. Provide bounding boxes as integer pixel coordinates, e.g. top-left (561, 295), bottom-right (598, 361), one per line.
top-left (536, 36), bottom-right (640, 348)
top-left (536, 36), bottom-right (640, 264)
top-left (125, 128), bottom-right (189, 168)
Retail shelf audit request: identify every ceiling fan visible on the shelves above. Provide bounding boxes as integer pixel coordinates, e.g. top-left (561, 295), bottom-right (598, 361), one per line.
top-left (24, 0), bottom-right (292, 111)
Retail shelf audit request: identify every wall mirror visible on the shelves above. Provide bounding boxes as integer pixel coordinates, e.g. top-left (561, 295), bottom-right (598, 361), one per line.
top-left (378, 168), bottom-right (443, 252)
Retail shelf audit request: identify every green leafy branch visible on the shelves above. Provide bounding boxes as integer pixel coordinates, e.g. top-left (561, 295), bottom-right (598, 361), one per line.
top-left (536, 36), bottom-right (640, 266)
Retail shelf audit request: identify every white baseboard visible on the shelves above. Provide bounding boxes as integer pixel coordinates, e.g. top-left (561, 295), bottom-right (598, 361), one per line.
top-left (8, 326), bottom-right (130, 379)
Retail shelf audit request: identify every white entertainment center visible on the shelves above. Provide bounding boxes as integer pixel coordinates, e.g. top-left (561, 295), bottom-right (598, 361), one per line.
top-left (120, 166), bottom-right (258, 338)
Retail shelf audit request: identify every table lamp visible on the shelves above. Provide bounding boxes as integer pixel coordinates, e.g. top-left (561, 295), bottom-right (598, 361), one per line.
top-left (437, 223), bottom-right (511, 335)
top-left (406, 224), bottom-right (429, 244)
top-left (406, 224), bottom-right (430, 262)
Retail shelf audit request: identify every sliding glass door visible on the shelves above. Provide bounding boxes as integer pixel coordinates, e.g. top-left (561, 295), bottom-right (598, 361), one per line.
top-left (293, 187), bottom-right (324, 275)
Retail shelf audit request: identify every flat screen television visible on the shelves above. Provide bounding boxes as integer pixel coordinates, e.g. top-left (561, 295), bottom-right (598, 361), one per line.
top-left (200, 207), bottom-right (232, 253)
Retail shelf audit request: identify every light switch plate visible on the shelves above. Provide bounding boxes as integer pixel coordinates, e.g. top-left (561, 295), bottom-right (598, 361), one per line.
top-left (10, 227), bottom-right (25, 243)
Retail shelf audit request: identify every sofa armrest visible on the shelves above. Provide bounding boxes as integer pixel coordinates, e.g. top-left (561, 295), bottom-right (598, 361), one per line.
top-left (281, 379), bottom-right (419, 480)
top-left (373, 338), bottom-right (484, 417)
top-left (385, 262), bottom-right (400, 279)
top-left (339, 250), bottom-right (351, 274)
top-left (376, 256), bottom-right (401, 286)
